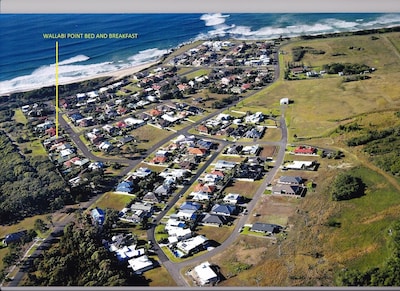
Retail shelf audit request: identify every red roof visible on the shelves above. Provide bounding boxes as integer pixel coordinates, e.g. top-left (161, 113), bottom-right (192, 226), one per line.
top-left (197, 125), bottom-right (209, 133)
top-left (294, 146), bottom-right (316, 154)
top-left (151, 156), bottom-right (168, 164)
top-left (211, 170), bottom-right (225, 178)
top-left (116, 121), bottom-right (127, 128)
top-left (45, 127), bottom-right (56, 137)
top-left (194, 183), bottom-right (216, 193)
top-left (149, 109), bottom-right (162, 116)
top-left (188, 147), bottom-right (207, 156)
top-left (241, 83), bottom-right (251, 90)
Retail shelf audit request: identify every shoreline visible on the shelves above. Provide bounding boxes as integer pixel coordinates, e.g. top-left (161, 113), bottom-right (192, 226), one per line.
top-left (1, 61), bottom-right (159, 96)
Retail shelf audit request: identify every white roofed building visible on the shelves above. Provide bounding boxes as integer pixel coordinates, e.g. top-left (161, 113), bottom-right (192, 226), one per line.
top-left (189, 261), bottom-right (219, 286)
top-left (127, 255), bottom-right (154, 274)
top-left (176, 235), bottom-right (208, 256)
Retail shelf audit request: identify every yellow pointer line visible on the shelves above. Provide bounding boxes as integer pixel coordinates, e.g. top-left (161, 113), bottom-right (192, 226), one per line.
top-left (55, 41), bottom-right (59, 138)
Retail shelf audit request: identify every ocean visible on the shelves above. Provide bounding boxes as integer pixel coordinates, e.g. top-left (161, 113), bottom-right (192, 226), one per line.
top-left (1, 13), bottom-right (400, 95)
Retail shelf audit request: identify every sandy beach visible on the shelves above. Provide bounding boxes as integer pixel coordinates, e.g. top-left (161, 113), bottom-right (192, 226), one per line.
top-left (72, 61), bottom-right (159, 83)
top-left (2, 61), bottom-right (159, 96)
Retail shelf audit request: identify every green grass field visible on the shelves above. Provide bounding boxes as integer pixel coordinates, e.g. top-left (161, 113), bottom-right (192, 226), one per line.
top-left (13, 109), bottom-right (28, 125)
top-left (91, 192), bottom-right (134, 210)
top-left (130, 124), bottom-right (173, 149)
top-left (183, 69), bottom-right (211, 80)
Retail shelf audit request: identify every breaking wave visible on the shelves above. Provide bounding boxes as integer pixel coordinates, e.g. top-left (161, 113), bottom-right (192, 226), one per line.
top-left (0, 49), bottom-right (167, 95)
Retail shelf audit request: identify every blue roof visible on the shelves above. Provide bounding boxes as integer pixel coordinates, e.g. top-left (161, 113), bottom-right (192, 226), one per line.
top-left (180, 201), bottom-right (202, 211)
top-left (70, 113), bottom-right (84, 121)
top-left (116, 181), bottom-right (133, 193)
top-left (4, 230), bottom-right (27, 244)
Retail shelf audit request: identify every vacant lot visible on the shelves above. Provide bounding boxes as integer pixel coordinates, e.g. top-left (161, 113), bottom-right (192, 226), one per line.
top-left (91, 191), bottom-right (134, 210)
top-left (249, 194), bottom-right (301, 226)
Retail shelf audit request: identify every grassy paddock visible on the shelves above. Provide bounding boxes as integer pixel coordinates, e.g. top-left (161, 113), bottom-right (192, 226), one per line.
top-left (130, 124), bottom-right (173, 149)
top-left (240, 33), bottom-right (400, 139)
top-left (145, 264), bottom-right (177, 286)
top-left (195, 224), bottom-right (234, 244)
top-left (13, 109), bottom-right (28, 125)
top-left (224, 180), bottom-right (263, 200)
top-left (91, 192), bottom-right (134, 210)
top-left (183, 69), bottom-right (211, 80)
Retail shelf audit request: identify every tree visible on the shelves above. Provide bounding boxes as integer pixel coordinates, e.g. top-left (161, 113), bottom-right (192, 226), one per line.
top-left (141, 216), bottom-right (149, 230)
top-left (330, 172), bottom-right (365, 201)
top-left (34, 218), bottom-right (48, 233)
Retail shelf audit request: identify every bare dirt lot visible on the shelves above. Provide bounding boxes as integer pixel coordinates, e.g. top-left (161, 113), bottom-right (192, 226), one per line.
top-left (259, 145), bottom-right (277, 159)
top-left (249, 194), bottom-right (301, 226)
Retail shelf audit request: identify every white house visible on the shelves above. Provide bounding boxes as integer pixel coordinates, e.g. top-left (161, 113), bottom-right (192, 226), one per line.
top-left (190, 261), bottom-right (219, 286)
top-left (127, 255), bottom-right (154, 274)
top-left (176, 235), bottom-right (208, 255)
top-left (223, 193), bottom-right (241, 205)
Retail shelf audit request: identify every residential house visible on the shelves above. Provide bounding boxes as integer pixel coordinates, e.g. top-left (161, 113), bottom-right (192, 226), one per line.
top-left (91, 207), bottom-right (105, 225)
top-left (187, 147), bottom-right (207, 157)
top-left (115, 181), bottom-right (134, 194)
top-left (272, 184), bottom-right (302, 196)
top-left (176, 209), bottom-right (198, 221)
top-left (176, 235), bottom-right (208, 256)
top-left (131, 167), bottom-right (152, 179)
top-left (189, 261), bottom-right (219, 286)
top-left (180, 201), bottom-right (202, 211)
top-left (247, 156), bottom-right (265, 166)
top-left (3, 230), bottom-right (28, 246)
top-left (142, 192), bottom-right (159, 204)
top-left (251, 222), bottom-right (282, 235)
top-left (130, 202), bottom-right (153, 214)
top-left (114, 246), bottom-right (145, 262)
top-left (203, 173), bottom-right (222, 184)
top-left (200, 213), bottom-right (228, 227)
top-left (154, 184), bottom-right (172, 196)
top-left (193, 183), bottom-right (216, 194)
top-left (118, 135), bottom-right (134, 146)
top-left (197, 139), bottom-right (215, 150)
top-left (244, 112), bottom-right (264, 124)
top-left (98, 141), bottom-right (113, 152)
top-left (210, 170), bottom-right (225, 179)
top-left (210, 204), bottom-right (237, 216)
top-left (236, 163), bottom-right (264, 181)
top-left (294, 146), bottom-right (317, 155)
top-left (278, 176), bottom-right (303, 185)
top-left (191, 192), bottom-right (211, 202)
top-left (127, 255), bottom-right (154, 274)
top-left (166, 227), bottom-right (193, 242)
top-left (214, 160), bottom-right (237, 171)
top-left (225, 144), bottom-right (243, 155)
top-left (124, 117), bottom-right (146, 128)
top-left (241, 145), bottom-right (261, 155)
top-left (284, 160), bottom-right (317, 171)
top-left (244, 127), bottom-right (265, 139)
top-left (223, 193), bottom-right (242, 205)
